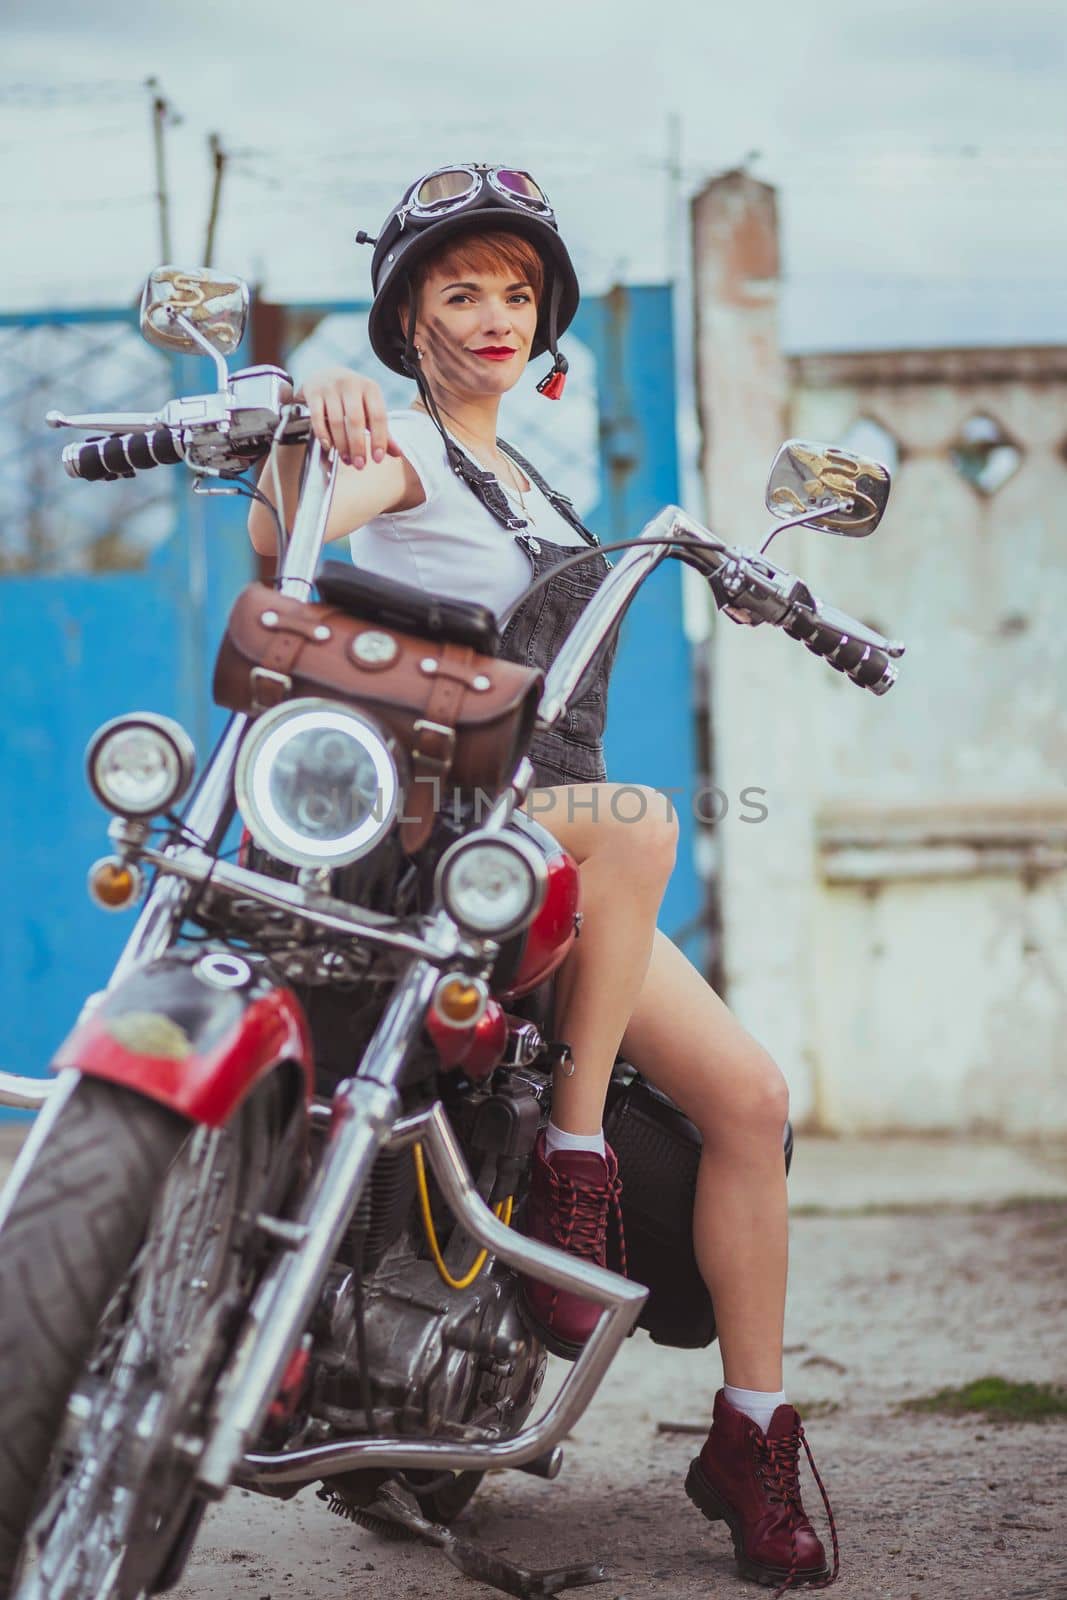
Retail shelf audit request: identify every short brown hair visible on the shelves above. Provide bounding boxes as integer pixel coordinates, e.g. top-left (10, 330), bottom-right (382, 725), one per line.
top-left (410, 227), bottom-right (544, 304)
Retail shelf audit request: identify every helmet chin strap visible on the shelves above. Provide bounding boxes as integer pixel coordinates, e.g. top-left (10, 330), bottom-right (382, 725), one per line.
top-left (535, 273), bottom-right (568, 400)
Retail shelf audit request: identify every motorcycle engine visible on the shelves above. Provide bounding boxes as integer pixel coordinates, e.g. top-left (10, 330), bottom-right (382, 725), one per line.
top-left (314, 1233), bottom-right (544, 1441)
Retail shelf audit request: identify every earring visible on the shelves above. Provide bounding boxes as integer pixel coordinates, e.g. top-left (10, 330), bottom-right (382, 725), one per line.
top-left (414, 345), bottom-right (424, 362)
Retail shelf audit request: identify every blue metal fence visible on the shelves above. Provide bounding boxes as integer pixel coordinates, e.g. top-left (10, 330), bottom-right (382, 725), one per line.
top-left (0, 313), bottom-right (252, 1100)
top-left (0, 284), bottom-right (695, 1099)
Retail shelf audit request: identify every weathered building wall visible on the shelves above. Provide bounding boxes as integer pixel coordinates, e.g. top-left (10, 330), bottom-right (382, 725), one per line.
top-left (691, 172), bottom-right (1067, 1135)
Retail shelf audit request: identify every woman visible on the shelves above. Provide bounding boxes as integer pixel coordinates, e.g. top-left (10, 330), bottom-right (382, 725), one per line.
top-left (248, 164), bottom-right (837, 1593)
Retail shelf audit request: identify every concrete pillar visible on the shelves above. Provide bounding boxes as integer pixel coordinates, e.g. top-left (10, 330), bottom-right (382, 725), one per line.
top-left (690, 172), bottom-right (820, 1124)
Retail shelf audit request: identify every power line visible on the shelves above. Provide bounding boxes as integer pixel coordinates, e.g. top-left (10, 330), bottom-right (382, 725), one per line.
top-left (0, 193), bottom-right (156, 214)
top-left (0, 81), bottom-right (145, 106)
top-left (0, 121), bottom-right (137, 150)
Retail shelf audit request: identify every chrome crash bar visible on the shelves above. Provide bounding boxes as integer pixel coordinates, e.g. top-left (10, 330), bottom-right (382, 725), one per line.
top-left (236, 1099), bottom-right (647, 1487)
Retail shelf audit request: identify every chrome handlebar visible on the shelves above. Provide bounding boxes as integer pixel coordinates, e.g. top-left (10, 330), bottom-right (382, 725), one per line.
top-left (50, 383), bottom-right (905, 696)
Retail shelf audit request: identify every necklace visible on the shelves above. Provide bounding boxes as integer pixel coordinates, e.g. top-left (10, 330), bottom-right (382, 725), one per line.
top-left (413, 401), bottom-right (535, 523)
top-left (495, 449), bottom-right (535, 522)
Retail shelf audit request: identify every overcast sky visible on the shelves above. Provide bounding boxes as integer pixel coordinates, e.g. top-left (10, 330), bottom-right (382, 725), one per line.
top-left (2, 0), bottom-right (1066, 351)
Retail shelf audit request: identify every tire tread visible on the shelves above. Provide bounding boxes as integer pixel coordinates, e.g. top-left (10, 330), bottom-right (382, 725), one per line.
top-left (0, 1080), bottom-right (186, 1596)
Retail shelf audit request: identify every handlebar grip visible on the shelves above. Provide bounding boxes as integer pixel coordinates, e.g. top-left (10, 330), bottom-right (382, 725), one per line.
top-left (62, 427), bottom-right (185, 483)
top-left (784, 612), bottom-right (895, 694)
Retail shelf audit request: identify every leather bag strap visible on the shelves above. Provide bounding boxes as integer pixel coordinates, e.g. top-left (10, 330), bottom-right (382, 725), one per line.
top-left (246, 603), bottom-right (343, 711)
top-left (399, 639), bottom-right (476, 854)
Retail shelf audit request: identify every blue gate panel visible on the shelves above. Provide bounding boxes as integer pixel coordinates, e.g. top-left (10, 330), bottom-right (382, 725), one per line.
top-left (577, 286), bottom-right (698, 950)
top-left (0, 334), bottom-right (253, 1092)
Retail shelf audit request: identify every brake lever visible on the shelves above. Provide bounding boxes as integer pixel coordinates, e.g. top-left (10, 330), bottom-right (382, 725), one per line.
top-left (713, 549), bottom-right (903, 657)
top-left (47, 368), bottom-right (293, 441)
top-left (813, 599), bottom-right (906, 658)
top-left (46, 409), bottom-right (164, 433)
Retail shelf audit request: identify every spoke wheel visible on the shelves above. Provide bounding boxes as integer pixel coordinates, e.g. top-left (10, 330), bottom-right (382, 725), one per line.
top-left (0, 1074), bottom-right (291, 1600)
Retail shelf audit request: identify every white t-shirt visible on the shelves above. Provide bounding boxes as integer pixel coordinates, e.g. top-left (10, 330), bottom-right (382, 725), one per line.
top-left (348, 409), bottom-right (588, 623)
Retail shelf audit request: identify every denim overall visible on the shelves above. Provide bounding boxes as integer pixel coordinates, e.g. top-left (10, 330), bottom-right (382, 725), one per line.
top-left (449, 437), bottom-right (620, 789)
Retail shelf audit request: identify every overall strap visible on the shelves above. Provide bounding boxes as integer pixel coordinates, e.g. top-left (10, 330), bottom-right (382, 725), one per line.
top-left (446, 440), bottom-right (529, 533)
top-left (497, 438), bottom-right (602, 548)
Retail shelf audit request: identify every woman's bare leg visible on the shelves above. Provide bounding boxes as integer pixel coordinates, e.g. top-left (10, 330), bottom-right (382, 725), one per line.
top-left (519, 782), bottom-right (786, 1383)
top-left (520, 782), bottom-right (677, 1134)
top-left (620, 929), bottom-right (789, 1392)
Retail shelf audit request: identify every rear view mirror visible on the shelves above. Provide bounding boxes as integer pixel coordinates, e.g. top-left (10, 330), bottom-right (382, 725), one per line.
top-left (765, 440), bottom-right (891, 537)
top-left (139, 266), bottom-right (249, 358)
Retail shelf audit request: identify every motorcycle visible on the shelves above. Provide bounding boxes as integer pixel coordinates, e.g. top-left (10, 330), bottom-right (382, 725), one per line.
top-left (0, 265), bottom-right (904, 1600)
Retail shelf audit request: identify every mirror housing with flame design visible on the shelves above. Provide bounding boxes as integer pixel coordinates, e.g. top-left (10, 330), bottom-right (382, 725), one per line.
top-left (139, 267), bottom-right (249, 358)
top-left (765, 440), bottom-right (891, 537)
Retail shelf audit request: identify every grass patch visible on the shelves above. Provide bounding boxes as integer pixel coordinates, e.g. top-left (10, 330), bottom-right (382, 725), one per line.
top-left (794, 1399), bottom-right (840, 1420)
top-left (900, 1376), bottom-right (1067, 1423)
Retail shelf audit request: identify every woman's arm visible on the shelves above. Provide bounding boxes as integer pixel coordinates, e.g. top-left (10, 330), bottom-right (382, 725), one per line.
top-left (247, 366), bottom-right (425, 558)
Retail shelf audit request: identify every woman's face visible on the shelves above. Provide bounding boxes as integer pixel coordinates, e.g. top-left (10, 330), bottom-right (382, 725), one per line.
top-left (413, 265), bottom-right (538, 400)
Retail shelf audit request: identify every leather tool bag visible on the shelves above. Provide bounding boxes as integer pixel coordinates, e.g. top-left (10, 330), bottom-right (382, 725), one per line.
top-left (213, 582), bottom-right (543, 853)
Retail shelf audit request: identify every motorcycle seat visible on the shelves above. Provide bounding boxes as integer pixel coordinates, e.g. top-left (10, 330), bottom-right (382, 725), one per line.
top-left (316, 561), bottom-right (500, 657)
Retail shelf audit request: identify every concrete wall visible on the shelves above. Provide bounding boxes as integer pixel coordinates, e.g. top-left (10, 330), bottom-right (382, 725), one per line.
top-left (691, 171), bottom-right (1067, 1135)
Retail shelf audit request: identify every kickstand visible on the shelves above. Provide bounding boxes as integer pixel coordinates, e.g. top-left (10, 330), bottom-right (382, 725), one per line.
top-left (368, 1483), bottom-right (610, 1598)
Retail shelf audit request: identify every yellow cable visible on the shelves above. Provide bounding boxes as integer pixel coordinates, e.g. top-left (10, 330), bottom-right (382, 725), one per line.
top-left (413, 1140), bottom-right (512, 1291)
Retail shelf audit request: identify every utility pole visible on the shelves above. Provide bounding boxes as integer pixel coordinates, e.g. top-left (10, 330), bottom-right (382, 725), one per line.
top-left (146, 77), bottom-right (178, 261)
top-left (203, 132), bottom-right (227, 267)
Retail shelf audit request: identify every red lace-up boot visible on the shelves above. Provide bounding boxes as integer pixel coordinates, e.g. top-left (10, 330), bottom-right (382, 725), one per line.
top-left (518, 1130), bottom-right (626, 1360)
top-left (685, 1389), bottom-right (840, 1595)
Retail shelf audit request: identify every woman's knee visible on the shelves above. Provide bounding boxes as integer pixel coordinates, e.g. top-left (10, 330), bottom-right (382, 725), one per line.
top-left (597, 784), bottom-right (679, 882)
top-left (692, 1048), bottom-right (790, 1146)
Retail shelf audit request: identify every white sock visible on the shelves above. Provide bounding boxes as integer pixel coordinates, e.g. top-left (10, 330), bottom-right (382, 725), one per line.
top-left (723, 1384), bottom-right (788, 1434)
top-left (544, 1120), bottom-right (606, 1159)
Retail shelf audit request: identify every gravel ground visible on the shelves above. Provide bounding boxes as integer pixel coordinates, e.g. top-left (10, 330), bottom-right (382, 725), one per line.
top-left (163, 1199), bottom-right (1067, 1600)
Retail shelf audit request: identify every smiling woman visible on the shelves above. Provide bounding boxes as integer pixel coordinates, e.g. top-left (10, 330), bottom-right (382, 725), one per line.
top-left (408, 239), bottom-right (541, 400)
top-left (245, 162), bottom-right (839, 1593)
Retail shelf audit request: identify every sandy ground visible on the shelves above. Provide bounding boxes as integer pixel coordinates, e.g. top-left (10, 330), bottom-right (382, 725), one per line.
top-left (2, 1126), bottom-right (1066, 1599)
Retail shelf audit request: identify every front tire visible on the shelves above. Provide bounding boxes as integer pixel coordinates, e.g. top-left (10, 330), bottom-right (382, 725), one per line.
top-left (0, 1068), bottom-right (295, 1600)
top-left (0, 1077), bottom-right (187, 1597)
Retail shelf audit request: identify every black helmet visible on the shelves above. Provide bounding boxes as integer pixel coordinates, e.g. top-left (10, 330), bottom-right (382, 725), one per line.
top-left (362, 164), bottom-right (579, 389)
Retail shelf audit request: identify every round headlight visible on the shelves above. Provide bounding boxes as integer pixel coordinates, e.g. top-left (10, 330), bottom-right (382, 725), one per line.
top-left (435, 831), bottom-right (547, 938)
top-left (86, 713), bottom-right (196, 817)
top-left (235, 698), bottom-right (401, 868)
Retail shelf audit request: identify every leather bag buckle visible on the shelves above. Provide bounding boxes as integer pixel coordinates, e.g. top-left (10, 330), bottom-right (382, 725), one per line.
top-left (250, 666), bottom-right (292, 712)
top-left (412, 717), bottom-right (456, 772)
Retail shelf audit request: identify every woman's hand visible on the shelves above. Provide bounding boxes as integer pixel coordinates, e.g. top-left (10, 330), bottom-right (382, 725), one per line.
top-left (294, 366), bottom-right (403, 470)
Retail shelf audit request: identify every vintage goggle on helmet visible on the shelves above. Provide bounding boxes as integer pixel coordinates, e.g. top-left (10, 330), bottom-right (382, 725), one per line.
top-left (362, 163), bottom-right (579, 395)
top-left (401, 164), bottom-right (555, 222)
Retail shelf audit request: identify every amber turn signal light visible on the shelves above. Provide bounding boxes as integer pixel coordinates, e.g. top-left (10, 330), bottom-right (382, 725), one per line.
top-left (87, 856), bottom-right (143, 911)
top-left (431, 973), bottom-right (488, 1028)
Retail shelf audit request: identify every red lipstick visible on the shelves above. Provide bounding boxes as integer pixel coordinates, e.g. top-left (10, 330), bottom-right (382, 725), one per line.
top-left (472, 346), bottom-right (516, 361)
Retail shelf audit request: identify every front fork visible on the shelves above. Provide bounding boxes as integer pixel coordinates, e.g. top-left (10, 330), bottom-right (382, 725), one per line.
top-left (194, 950), bottom-right (435, 1493)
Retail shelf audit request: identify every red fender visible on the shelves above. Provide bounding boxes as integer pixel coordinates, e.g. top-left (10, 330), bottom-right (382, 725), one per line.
top-left (494, 813), bottom-right (581, 1002)
top-left (52, 948), bottom-right (314, 1127)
